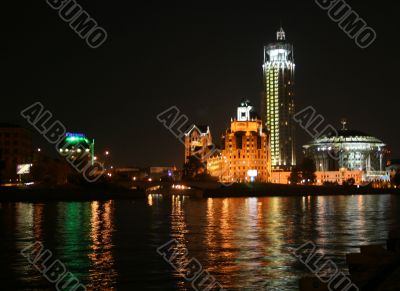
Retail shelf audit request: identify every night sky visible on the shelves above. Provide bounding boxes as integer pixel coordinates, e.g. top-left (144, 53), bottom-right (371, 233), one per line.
top-left (3, 1), bottom-right (399, 168)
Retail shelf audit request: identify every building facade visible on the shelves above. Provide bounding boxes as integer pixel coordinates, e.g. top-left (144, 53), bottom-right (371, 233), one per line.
top-left (0, 123), bottom-right (33, 183)
top-left (184, 125), bottom-right (214, 163)
top-left (207, 101), bottom-right (271, 183)
top-left (263, 27), bottom-right (296, 170)
top-left (303, 122), bottom-right (387, 182)
top-left (58, 132), bottom-right (95, 166)
top-left (270, 170), bottom-right (364, 185)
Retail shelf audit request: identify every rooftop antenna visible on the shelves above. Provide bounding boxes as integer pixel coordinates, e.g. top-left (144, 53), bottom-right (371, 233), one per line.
top-left (341, 118), bottom-right (348, 130)
top-left (277, 22), bottom-right (285, 41)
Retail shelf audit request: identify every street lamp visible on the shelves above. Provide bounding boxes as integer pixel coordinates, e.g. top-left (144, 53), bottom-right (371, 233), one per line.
top-left (103, 150), bottom-right (110, 169)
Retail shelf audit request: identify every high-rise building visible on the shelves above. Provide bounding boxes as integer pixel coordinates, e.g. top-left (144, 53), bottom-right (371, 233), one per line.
top-left (263, 27), bottom-right (296, 170)
top-left (207, 100), bottom-right (271, 183)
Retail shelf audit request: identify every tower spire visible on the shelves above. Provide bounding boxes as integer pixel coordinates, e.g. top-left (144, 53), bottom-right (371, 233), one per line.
top-left (341, 118), bottom-right (348, 130)
top-left (277, 26), bottom-right (285, 41)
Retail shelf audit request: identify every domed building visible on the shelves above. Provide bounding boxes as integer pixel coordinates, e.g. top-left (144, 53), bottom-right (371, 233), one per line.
top-left (303, 121), bottom-right (386, 175)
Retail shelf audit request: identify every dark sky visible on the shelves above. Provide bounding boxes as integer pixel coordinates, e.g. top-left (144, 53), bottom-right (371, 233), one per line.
top-left (2, 1), bottom-right (399, 167)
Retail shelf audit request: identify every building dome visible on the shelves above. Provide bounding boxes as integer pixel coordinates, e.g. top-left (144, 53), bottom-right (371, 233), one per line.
top-left (303, 124), bottom-right (386, 173)
top-left (306, 129), bottom-right (384, 146)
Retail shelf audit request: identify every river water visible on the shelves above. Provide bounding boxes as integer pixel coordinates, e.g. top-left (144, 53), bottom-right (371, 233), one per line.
top-left (0, 194), bottom-right (399, 290)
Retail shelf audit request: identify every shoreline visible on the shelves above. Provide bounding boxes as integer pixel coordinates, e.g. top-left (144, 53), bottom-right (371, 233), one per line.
top-left (204, 183), bottom-right (400, 197)
top-left (0, 186), bottom-right (146, 203)
top-left (0, 183), bottom-right (399, 202)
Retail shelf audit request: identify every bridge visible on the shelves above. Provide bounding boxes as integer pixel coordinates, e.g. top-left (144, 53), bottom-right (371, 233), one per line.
top-left (131, 180), bottom-right (222, 197)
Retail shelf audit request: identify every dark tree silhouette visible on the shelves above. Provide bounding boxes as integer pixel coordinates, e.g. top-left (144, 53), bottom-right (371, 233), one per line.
top-left (0, 160), bottom-right (4, 184)
top-left (182, 156), bottom-right (206, 180)
top-left (344, 177), bottom-right (356, 186)
top-left (289, 167), bottom-right (302, 185)
top-left (392, 170), bottom-right (400, 187)
top-left (301, 158), bottom-right (317, 185)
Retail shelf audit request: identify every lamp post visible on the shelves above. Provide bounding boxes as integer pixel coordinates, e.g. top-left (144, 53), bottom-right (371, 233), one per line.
top-left (104, 150), bottom-right (110, 170)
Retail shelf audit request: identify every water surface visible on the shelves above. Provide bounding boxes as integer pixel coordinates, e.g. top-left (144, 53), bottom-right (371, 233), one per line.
top-left (0, 194), bottom-right (398, 290)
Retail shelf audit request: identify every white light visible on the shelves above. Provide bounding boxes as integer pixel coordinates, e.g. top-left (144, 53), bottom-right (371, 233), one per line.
top-left (17, 164), bottom-right (32, 175)
top-left (269, 49), bottom-right (289, 62)
top-left (247, 170), bottom-right (258, 177)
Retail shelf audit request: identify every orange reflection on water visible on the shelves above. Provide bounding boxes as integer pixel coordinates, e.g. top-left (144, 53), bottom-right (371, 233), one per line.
top-left (203, 197), bottom-right (302, 289)
top-left (15, 203), bottom-right (34, 253)
top-left (171, 195), bottom-right (188, 242)
top-left (33, 204), bottom-right (44, 242)
top-left (88, 201), bottom-right (117, 289)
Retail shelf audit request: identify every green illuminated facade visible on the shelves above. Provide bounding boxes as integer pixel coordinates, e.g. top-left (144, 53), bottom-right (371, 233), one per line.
top-left (263, 27), bottom-right (296, 170)
top-left (58, 133), bottom-right (95, 166)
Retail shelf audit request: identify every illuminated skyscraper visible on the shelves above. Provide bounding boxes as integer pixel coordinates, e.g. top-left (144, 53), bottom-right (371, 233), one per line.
top-left (263, 27), bottom-right (296, 170)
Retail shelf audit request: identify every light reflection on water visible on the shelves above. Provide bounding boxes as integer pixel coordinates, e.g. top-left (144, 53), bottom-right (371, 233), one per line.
top-left (88, 201), bottom-right (117, 290)
top-left (0, 194), bottom-right (398, 290)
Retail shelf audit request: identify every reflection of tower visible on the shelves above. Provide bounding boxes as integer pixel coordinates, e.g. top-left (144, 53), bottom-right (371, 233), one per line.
top-left (263, 27), bottom-right (296, 170)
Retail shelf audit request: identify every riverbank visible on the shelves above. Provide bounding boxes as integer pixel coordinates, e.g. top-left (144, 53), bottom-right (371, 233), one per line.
top-left (204, 183), bottom-right (400, 197)
top-left (0, 184), bottom-right (146, 202)
top-left (0, 182), bottom-right (399, 202)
